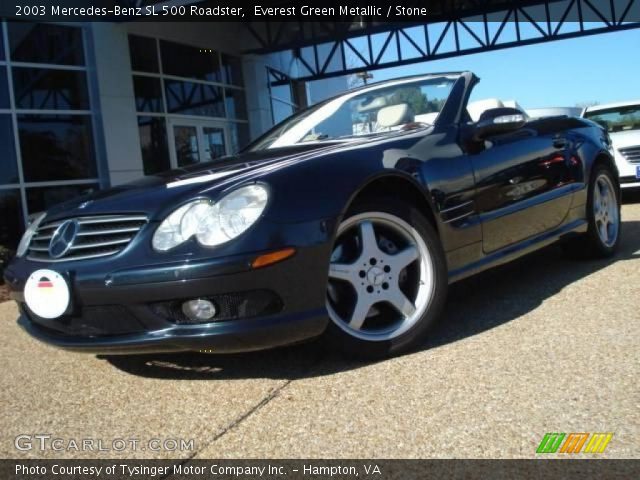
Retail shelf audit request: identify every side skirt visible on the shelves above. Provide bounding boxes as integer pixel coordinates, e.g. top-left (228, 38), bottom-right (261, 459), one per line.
top-left (447, 218), bottom-right (588, 283)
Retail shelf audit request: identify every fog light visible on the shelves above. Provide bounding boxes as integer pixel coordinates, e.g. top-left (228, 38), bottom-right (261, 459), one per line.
top-left (182, 299), bottom-right (217, 321)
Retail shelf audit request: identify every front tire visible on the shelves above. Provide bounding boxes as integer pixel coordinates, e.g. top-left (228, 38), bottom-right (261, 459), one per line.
top-left (323, 198), bottom-right (447, 359)
top-left (565, 164), bottom-right (621, 258)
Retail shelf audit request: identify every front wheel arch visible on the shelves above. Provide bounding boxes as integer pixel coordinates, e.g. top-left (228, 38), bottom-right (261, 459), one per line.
top-left (342, 174), bottom-right (440, 237)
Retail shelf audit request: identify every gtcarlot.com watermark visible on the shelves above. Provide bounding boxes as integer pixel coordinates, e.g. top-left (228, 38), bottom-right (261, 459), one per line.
top-left (15, 434), bottom-right (195, 453)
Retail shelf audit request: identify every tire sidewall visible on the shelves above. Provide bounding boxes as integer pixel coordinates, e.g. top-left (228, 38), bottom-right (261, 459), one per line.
top-left (323, 198), bottom-right (448, 358)
top-left (586, 165), bottom-right (621, 256)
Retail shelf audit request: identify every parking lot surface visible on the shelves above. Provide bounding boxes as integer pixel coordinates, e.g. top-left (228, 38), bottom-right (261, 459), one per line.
top-left (1, 199), bottom-right (638, 459)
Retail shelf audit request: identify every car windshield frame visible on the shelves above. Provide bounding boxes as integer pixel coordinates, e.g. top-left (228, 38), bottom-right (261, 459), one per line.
top-left (245, 74), bottom-right (460, 152)
top-left (584, 104), bottom-right (640, 133)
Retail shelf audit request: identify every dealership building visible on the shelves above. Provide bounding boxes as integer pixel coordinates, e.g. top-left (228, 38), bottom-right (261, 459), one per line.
top-left (2, 3), bottom-right (637, 250)
top-left (0, 19), bottom-right (343, 249)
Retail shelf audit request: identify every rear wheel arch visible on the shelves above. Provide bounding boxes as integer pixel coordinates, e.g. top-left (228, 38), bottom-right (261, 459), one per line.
top-left (590, 151), bottom-right (620, 199)
top-left (591, 151), bottom-right (617, 180)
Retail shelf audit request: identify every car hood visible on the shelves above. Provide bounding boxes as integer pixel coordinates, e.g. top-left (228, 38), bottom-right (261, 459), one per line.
top-left (609, 129), bottom-right (640, 149)
top-left (43, 142), bottom-right (352, 222)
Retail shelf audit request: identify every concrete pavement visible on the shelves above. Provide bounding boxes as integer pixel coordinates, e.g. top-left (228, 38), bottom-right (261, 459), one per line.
top-left (1, 200), bottom-right (638, 459)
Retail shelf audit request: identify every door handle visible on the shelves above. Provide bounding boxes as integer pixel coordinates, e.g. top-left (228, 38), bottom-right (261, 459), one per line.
top-left (553, 137), bottom-right (568, 148)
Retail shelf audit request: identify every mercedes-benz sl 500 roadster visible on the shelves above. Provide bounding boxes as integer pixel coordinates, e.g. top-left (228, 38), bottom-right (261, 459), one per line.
top-left (5, 71), bottom-right (621, 358)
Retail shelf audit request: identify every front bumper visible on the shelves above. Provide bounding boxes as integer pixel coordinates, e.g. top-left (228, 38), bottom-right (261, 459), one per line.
top-left (16, 307), bottom-right (328, 354)
top-left (5, 243), bottom-right (332, 354)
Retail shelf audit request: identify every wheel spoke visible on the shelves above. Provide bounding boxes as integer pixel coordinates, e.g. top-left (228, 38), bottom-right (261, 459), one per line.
top-left (390, 245), bottom-right (419, 271)
top-left (385, 288), bottom-right (417, 318)
top-left (358, 221), bottom-right (379, 257)
top-left (594, 186), bottom-right (601, 207)
top-left (349, 296), bottom-right (372, 330)
top-left (598, 219), bottom-right (608, 242)
top-left (326, 212), bottom-right (436, 342)
top-left (328, 262), bottom-right (357, 284)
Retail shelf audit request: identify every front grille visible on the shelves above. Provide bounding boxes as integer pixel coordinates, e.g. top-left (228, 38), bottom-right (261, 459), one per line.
top-left (620, 176), bottom-right (640, 184)
top-left (619, 145), bottom-right (640, 164)
top-left (27, 214), bottom-right (148, 262)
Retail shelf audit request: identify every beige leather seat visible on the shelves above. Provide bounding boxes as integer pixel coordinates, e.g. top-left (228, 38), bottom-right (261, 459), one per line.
top-left (376, 103), bottom-right (414, 128)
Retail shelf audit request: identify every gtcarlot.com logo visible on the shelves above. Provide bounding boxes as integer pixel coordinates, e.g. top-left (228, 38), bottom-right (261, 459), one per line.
top-left (536, 432), bottom-right (613, 454)
top-left (15, 434), bottom-right (195, 453)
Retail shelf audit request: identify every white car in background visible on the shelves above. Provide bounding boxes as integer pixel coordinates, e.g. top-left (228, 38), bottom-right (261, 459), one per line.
top-left (527, 107), bottom-right (582, 119)
top-left (583, 101), bottom-right (640, 189)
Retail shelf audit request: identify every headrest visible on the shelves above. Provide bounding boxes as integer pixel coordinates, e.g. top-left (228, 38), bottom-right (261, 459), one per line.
top-left (357, 96), bottom-right (388, 112)
top-left (377, 104), bottom-right (414, 128)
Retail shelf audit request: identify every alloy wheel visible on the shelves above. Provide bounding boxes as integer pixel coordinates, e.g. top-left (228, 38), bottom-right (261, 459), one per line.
top-left (326, 212), bottom-right (435, 341)
top-left (593, 173), bottom-right (619, 247)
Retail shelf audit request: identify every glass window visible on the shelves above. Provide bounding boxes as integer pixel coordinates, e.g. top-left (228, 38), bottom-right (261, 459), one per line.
top-left (0, 67), bottom-right (10, 109)
top-left (165, 80), bottom-right (224, 117)
top-left (270, 84), bottom-right (293, 104)
top-left (128, 35), bottom-right (159, 73)
top-left (229, 123), bottom-right (251, 154)
top-left (249, 76), bottom-right (456, 151)
top-left (26, 184), bottom-right (98, 214)
top-left (160, 40), bottom-right (222, 83)
top-left (271, 98), bottom-right (294, 124)
top-left (0, 115), bottom-right (19, 185)
top-left (0, 189), bottom-right (23, 249)
top-left (133, 76), bottom-right (163, 113)
top-left (138, 116), bottom-right (170, 175)
top-left (12, 68), bottom-right (90, 110)
top-left (270, 84), bottom-right (295, 124)
top-left (18, 114), bottom-right (96, 182)
top-left (221, 54), bottom-right (243, 85)
top-left (9, 23), bottom-right (84, 66)
top-left (584, 104), bottom-right (640, 133)
top-left (225, 88), bottom-right (247, 119)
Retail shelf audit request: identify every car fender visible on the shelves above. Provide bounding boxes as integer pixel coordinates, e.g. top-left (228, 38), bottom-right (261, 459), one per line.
top-left (259, 140), bottom-right (431, 224)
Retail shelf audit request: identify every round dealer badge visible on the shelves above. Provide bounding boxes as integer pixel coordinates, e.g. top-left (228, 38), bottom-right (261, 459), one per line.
top-left (24, 269), bottom-right (70, 319)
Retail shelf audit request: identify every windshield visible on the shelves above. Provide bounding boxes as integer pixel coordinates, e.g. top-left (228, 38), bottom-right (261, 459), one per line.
top-left (248, 76), bottom-right (457, 151)
top-left (584, 104), bottom-right (640, 133)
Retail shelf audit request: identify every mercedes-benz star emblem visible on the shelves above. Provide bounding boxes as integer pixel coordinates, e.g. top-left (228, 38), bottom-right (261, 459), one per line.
top-left (366, 266), bottom-right (385, 286)
top-left (48, 220), bottom-right (79, 259)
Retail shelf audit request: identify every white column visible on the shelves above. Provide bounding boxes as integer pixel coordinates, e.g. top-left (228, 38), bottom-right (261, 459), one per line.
top-left (89, 23), bottom-right (144, 185)
top-left (241, 54), bottom-right (275, 140)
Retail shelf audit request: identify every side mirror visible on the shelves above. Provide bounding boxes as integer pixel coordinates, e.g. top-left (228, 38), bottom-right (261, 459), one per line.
top-left (473, 107), bottom-right (527, 141)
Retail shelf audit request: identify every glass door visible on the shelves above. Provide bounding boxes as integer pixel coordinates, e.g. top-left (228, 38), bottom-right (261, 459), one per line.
top-left (168, 119), bottom-right (230, 168)
top-left (172, 125), bottom-right (200, 167)
top-left (201, 126), bottom-right (227, 162)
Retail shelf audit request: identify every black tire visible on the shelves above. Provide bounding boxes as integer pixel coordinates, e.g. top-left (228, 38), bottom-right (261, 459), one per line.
top-left (563, 164), bottom-right (621, 259)
top-left (322, 197), bottom-right (448, 359)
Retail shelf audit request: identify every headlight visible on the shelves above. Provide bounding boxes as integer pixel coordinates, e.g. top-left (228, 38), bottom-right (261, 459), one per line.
top-left (152, 185), bottom-right (269, 252)
top-left (16, 212), bottom-right (46, 257)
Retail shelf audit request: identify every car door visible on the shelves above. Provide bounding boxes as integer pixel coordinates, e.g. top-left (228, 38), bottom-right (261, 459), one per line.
top-left (470, 119), bottom-right (578, 253)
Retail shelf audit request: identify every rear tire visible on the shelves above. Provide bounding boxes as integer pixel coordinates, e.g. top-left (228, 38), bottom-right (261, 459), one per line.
top-left (564, 164), bottom-right (621, 258)
top-left (323, 198), bottom-right (447, 359)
